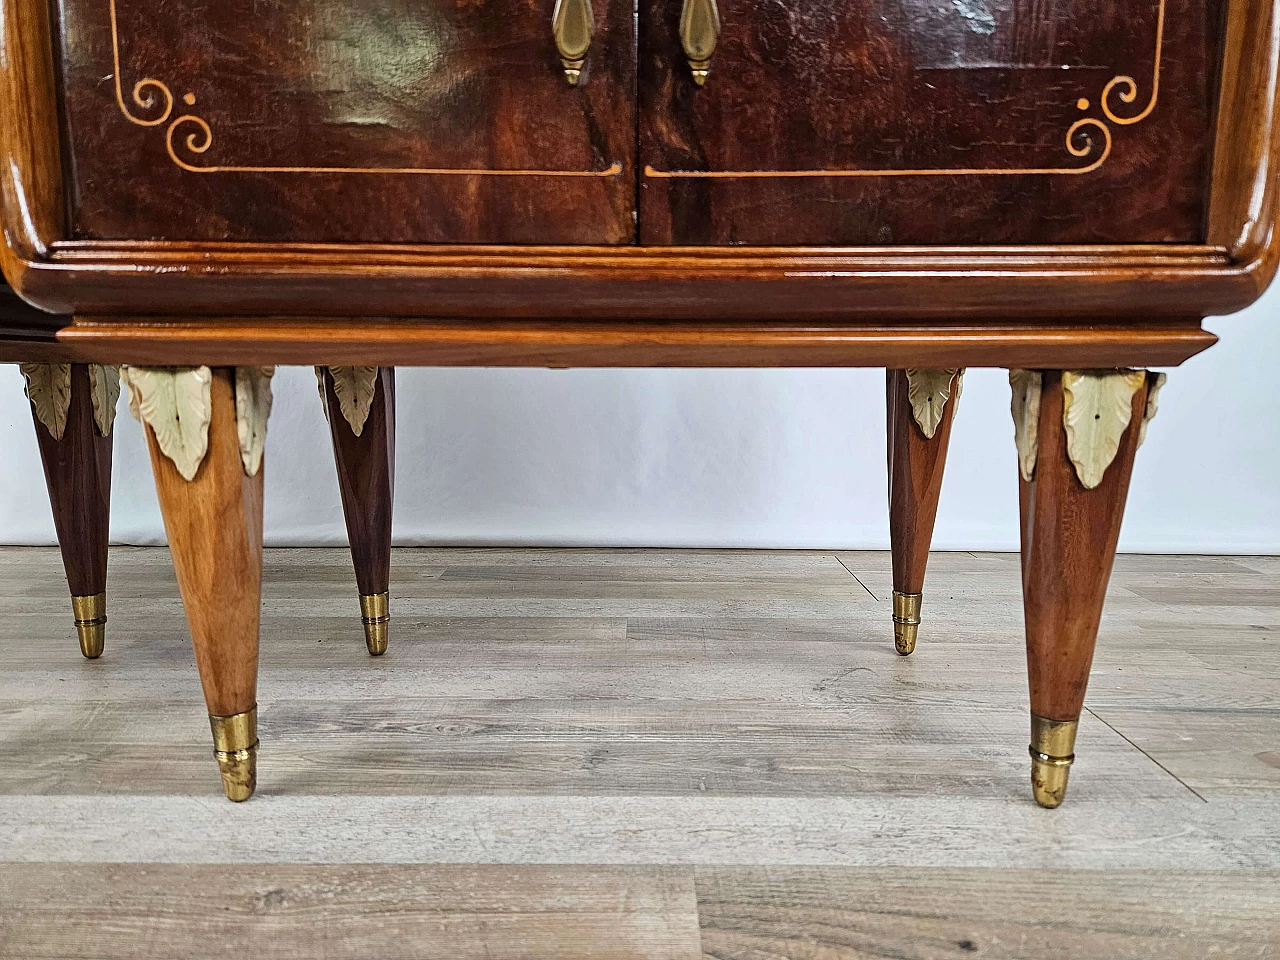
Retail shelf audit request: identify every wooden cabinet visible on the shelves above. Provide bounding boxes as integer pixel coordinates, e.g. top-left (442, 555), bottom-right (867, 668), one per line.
top-left (56, 0), bottom-right (636, 244)
top-left (2, 0), bottom-right (1280, 808)
top-left (640, 0), bottom-right (1224, 245)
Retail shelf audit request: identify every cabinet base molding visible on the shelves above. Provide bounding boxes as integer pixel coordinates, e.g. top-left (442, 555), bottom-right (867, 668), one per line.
top-left (28, 319), bottom-right (1216, 370)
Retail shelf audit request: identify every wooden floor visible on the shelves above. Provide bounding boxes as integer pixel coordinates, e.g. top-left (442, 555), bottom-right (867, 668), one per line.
top-left (1, 547), bottom-right (1278, 958)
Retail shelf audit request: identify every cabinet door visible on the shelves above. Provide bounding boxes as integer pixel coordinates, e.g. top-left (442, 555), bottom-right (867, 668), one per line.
top-left (639, 0), bottom-right (1224, 245)
top-left (58, 0), bottom-right (634, 244)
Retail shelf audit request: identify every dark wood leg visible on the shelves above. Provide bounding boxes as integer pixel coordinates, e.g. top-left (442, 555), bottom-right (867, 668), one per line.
top-left (886, 369), bottom-right (958, 655)
top-left (1019, 370), bottom-right (1150, 807)
top-left (143, 368), bottom-right (262, 801)
top-left (321, 367), bottom-right (396, 656)
top-left (30, 364), bottom-right (113, 659)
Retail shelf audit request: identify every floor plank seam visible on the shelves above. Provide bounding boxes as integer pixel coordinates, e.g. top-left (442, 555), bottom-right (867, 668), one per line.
top-left (834, 555), bottom-right (879, 602)
top-left (1085, 706), bottom-right (1209, 804)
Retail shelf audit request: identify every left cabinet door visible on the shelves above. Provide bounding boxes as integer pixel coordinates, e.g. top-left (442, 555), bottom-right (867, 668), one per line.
top-left (57, 0), bottom-right (635, 244)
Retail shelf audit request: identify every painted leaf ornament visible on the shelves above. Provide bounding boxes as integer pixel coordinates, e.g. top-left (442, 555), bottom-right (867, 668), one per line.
top-left (20, 363), bottom-right (72, 440)
top-left (1009, 369), bottom-right (1043, 482)
top-left (88, 365), bottom-right (122, 437)
top-left (121, 366), bottom-right (214, 481)
top-left (905, 368), bottom-right (962, 440)
top-left (1061, 370), bottom-right (1146, 490)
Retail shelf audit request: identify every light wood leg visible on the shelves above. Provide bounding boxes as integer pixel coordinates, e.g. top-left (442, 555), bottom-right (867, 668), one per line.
top-left (886, 369), bottom-right (959, 655)
top-left (29, 364), bottom-right (113, 659)
top-left (1018, 369), bottom-right (1150, 807)
top-left (321, 367), bottom-right (396, 656)
top-left (142, 367), bottom-right (262, 801)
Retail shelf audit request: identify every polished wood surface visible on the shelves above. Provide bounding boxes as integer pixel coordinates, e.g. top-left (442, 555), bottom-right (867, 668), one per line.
top-left (13, 243), bottom-right (1255, 324)
top-left (0, 316), bottom-right (1217, 369)
top-left (640, 0), bottom-right (1223, 245)
top-left (886, 370), bottom-right (955, 597)
top-left (322, 367), bottom-right (395, 600)
top-left (0, 0), bottom-right (63, 293)
top-left (30, 363), bottom-right (112, 599)
top-left (0, 1), bottom-right (1276, 327)
top-left (57, 0), bottom-right (635, 244)
top-left (1020, 371), bottom-right (1148, 722)
top-left (2, 547), bottom-right (1278, 957)
top-left (144, 367), bottom-right (261, 719)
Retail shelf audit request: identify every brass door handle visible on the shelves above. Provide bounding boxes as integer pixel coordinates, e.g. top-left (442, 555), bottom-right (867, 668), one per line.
top-left (553, 0), bottom-right (595, 85)
top-left (679, 0), bottom-right (721, 86)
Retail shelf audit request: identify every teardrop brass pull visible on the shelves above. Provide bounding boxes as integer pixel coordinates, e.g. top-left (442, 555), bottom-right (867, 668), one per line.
top-left (679, 0), bottom-right (721, 86)
top-left (553, 0), bottom-right (595, 85)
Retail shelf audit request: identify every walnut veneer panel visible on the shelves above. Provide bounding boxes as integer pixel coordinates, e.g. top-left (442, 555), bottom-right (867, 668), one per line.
top-left (640, 0), bottom-right (1226, 245)
top-left (55, 0), bottom-right (636, 244)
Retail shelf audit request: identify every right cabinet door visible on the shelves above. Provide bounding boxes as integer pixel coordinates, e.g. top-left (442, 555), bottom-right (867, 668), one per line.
top-left (638, 0), bottom-right (1224, 245)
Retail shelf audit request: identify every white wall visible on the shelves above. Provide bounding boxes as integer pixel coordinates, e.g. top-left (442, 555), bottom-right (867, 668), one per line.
top-left (2, 287), bottom-right (1278, 553)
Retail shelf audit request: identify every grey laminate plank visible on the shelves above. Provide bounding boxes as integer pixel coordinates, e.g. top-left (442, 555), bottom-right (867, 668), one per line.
top-left (0, 864), bottom-right (701, 960)
top-left (1090, 706), bottom-right (1280, 798)
top-left (3, 795), bottom-right (1278, 867)
top-left (694, 867), bottom-right (1280, 960)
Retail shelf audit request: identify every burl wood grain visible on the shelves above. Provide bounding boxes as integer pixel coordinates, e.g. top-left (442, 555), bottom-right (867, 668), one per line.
top-left (885, 370), bottom-right (955, 595)
top-left (144, 367), bottom-right (261, 718)
top-left (640, 0), bottom-right (1224, 244)
top-left (1020, 371), bottom-right (1148, 722)
top-left (56, 0), bottom-right (635, 244)
top-left (31, 363), bottom-right (112, 598)
top-left (322, 367), bottom-right (395, 598)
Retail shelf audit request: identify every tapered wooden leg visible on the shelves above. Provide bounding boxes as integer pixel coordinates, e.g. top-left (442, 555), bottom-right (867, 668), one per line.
top-left (27, 364), bottom-right (114, 659)
top-left (886, 369), bottom-right (959, 655)
top-left (1018, 370), bottom-right (1150, 808)
top-left (142, 368), bottom-right (262, 801)
top-left (321, 367), bottom-right (396, 656)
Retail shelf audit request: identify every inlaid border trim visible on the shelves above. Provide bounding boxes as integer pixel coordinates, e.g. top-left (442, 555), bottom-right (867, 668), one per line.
top-left (645, 0), bottom-right (1164, 180)
top-left (108, 0), bottom-right (623, 179)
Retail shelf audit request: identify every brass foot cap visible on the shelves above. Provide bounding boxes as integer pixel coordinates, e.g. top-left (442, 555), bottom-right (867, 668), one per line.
top-left (359, 592), bottom-right (390, 657)
top-left (689, 64), bottom-right (711, 86)
top-left (210, 707), bottom-right (258, 802)
top-left (892, 591), bottom-right (922, 656)
top-left (1030, 751), bottom-right (1073, 808)
top-left (1029, 716), bottom-right (1078, 809)
top-left (71, 594), bottom-right (107, 660)
top-left (215, 747), bottom-right (258, 802)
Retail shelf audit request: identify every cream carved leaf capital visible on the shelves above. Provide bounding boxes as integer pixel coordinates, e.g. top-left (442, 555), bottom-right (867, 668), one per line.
top-left (88, 365), bottom-right (122, 437)
top-left (1010, 369), bottom-right (1150, 489)
top-left (1061, 370), bottom-right (1146, 490)
top-left (1138, 371), bottom-right (1167, 448)
top-left (1009, 369), bottom-right (1043, 482)
top-left (121, 366), bottom-right (213, 482)
top-left (315, 366), bottom-right (380, 437)
top-left (904, 368), bottom-right (963, 440)
top-left (236, 367), bottom-right (275, 477)
top-left (20, 363), bottom-right (72, 441)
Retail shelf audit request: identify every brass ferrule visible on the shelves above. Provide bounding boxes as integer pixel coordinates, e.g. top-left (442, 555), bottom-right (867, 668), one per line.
top-left (1029, 715), bottom-right (1078, 809)
top-left (359, 591), bottom-right (390, 624)
top-left (209, 707), bottom-right (258, 802)
top-left (210, 706), bottom-right (258, 754)
top-left (892, 591), bottom-right (922, 624)
top-left (71, 593), bottom-right (107, 659)
top-left (891, 591), bottom-right (922, 656)
top-left (359, 592), bottom-right (390, 656)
